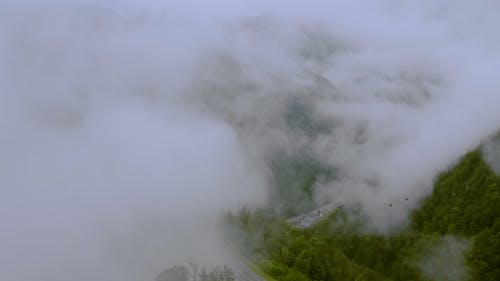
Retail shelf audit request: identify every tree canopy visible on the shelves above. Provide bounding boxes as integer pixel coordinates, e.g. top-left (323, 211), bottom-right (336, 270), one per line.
top-left (226, 149), bottom-right (500, 281)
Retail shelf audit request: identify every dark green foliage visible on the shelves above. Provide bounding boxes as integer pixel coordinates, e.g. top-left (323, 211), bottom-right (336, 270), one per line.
top-left (227, 149), bottom-right (500, 281)
top-left (282, 270), bottom-right (309, 281)
top-left (228, 210), bottom-right (405, 281)
top-left (411, 150), bottom-right (500, 281)
top-left (285, 98), bottom-right (332, 138)
top-left (467, 218), bottom-right (500, 280)
top-left (412, 150), bottom-right (500, 236)
top-left (156, 265), bottom-right (190, 281)
top-left (269, 151), bottom-right (335, 217)
top-left (266, 98), bottom-right (335, 217)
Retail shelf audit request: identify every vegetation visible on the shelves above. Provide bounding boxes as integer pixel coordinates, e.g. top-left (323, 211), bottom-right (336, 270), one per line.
top-left (266, 98), bottom-right (335, 217)
top-left (226, 149), bottom-right (500, 281)
top-left (269, 151), bottom-right (334, 217)
top-left (412, 150), bottom-right (500, 280)
top-left (157, 265), bottom-right (190, 281)
top-left (284, 98), bottom-right (332, 138)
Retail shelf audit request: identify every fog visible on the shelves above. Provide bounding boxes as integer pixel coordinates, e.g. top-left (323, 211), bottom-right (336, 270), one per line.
top-left (414, 236), bottom-right (470, 281)
top-left (1, 1), bottom-right (499, 280)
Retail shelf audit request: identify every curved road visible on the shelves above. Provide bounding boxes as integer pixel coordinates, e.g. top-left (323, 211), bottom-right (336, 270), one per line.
top-left (286, 202), bottom-right (340, 228)
top-left (233, 202), bottom-right (339, 281)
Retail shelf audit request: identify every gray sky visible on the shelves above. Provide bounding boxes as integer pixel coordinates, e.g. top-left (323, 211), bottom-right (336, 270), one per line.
top-left (0, 1), bottom-right (499, 280)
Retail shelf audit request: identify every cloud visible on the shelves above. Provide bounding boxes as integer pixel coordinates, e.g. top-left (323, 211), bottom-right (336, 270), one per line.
top-left (0, 0), bottom-right (499, 280)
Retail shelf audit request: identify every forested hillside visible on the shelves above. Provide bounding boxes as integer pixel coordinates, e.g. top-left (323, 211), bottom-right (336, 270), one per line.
top-left (227, 149), bottom-right (500, 281)
top-left (412, 150), bottom-right (500, 280)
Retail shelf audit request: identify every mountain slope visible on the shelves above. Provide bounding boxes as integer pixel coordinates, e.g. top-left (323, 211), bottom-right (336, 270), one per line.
top-left (228, 149), bottom-right (500, 281)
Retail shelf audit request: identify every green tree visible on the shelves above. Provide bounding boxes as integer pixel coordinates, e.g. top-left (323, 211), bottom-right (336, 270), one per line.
top-left (283, 269), bottom-right (310, 281)
top-left (156, 265), bottom-right (189, 281)
top-left (206, 265), bottom-right (234, 281)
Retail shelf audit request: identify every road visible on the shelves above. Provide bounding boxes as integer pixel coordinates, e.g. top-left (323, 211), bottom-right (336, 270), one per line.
top-left (233, 202), bottom-right (338, 281)
top-left (286, 202), bottom-right (339, 228)
top-left (232, 262), bottom-right (266, 281)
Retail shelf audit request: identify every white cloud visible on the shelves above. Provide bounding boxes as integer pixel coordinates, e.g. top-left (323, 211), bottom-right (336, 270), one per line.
top-left (0, 0), bottom-right (499, 280)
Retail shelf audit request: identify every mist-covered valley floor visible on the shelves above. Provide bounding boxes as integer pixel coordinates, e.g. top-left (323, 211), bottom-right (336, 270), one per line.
top-left (1, 1), bottom-right (499, 281)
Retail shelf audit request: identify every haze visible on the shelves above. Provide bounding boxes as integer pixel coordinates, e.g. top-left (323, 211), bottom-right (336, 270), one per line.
top-left (0, 1), bottom-right (499, 280)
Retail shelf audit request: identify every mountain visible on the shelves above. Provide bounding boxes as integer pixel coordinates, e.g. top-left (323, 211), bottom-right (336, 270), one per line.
top-left (227, 149), bottom-right (500, 281)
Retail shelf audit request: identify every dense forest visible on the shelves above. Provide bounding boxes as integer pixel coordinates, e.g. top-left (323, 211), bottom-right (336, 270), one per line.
top-left (226, 149), bottom-right (500, 281)
top-left (268, 98), bottom-right (335, 217)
